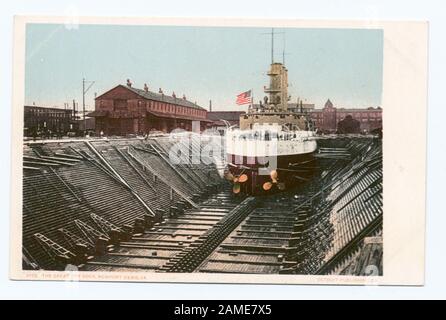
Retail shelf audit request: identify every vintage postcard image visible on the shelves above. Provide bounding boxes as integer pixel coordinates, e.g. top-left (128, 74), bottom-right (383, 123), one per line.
top-left (10, 17), bottom-right (428, 285)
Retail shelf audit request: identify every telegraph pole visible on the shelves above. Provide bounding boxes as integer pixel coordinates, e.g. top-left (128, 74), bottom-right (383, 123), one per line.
top-left (82, 78), bottom-right (85, 134)
top-left (72, 99), bottom-right (75, 120)
top-left (82, 78), bottom-right (95, 136)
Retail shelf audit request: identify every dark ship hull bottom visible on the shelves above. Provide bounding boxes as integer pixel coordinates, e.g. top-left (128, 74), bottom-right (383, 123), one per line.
top-left (226, 151), bottom-right (317, 195)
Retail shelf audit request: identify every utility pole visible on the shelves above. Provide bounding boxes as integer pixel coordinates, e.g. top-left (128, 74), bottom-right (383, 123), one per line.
top-left (73, 99), bottom-right (77, 120)
top-left (82, 78), bottom-right (95, 136)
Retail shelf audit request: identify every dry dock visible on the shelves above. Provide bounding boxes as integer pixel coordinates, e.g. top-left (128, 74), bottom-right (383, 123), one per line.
top-left (22, 134), bottom-right (382, 275)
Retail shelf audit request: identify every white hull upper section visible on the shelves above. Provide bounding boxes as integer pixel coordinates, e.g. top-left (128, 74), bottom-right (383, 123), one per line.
top-left (226, 124), bottom-right (317, 157)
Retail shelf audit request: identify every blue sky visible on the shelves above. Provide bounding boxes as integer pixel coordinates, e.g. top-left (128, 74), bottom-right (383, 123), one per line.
top-left (25, 24), bottom-right (383, 111)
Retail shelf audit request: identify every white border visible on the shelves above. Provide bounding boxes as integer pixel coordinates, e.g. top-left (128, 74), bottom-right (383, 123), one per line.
top-left (9, 16), bottom-right (428, 286)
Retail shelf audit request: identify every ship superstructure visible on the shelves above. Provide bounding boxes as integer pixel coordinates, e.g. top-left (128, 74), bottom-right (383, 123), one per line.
top-left (225, 41), bottom-right (317, 194)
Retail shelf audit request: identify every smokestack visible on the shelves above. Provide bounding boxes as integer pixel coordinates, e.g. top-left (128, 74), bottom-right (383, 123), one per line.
top-left (209, 100), bottom-right (212, 112)
top-left (144, 83), bottom-right (149, 92)
top-left (126, 79), bottom-right (132, 87)
top-left (183, 94), bottom-right (187, 100)
top-left (159, 88), bottom-right (163, 94)
top-left (172, 91), bottom-right (176, 98)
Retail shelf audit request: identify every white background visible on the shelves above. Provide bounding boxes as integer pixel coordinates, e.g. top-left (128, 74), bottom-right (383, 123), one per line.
top-left (1, 0), bottom-right (444, 299)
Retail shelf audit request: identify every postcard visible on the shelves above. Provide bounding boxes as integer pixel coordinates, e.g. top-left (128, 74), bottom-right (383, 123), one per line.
top-left (10, 16), bottom-right (428, 285)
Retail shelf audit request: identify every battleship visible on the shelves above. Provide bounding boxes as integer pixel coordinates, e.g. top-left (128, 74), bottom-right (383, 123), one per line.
top-left (225, 49), bottom-right (317, 194)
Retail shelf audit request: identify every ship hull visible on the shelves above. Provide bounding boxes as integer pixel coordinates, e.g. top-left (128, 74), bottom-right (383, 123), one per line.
top-left (226, 151), bottom-right (317, 195)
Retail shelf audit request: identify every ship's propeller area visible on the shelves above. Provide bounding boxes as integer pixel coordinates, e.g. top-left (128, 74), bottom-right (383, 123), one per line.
top-left (270, 169), bottom-right (278, 181)
top-left (262, 181), bottom-right (273, 191)
top-left (227, 169), bottom-right (286, 193)
top-left (238, 174), bottom-right (248, 183)
top-left (224, 171), bottom-right (235, 181)
top-left (226, 171), bottom-right (249, 193)
top-left (262, 169), bottom-right (286, 191)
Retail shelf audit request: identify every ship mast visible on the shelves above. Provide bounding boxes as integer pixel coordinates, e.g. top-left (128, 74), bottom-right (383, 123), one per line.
top-left (238, 29), bottom-right (311, 131)
top-left (271, 28), bottom-right (274, 64)
top-left (282, 34), bottom-right (286, 66)
top-left (264, 28), bottom-right (288, 112)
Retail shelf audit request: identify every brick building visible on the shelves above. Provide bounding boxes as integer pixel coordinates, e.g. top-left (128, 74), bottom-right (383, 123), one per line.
top-left (90, 84), bottom-right (209, 136)
top-left (310, 99), bottom-right (382, 133)
top-left (24, 105), bottom-right (74, 137)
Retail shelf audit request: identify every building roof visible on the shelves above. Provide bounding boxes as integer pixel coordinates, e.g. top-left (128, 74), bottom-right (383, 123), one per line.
top-left (287, 103), bottom-right (315, 109)
top-left (310, 107), bottom-right (382, 113)
top-left (147, 110), bottom-right (213, 122)
top-left (88, 110), bottom-right (109, 117)
top-left (24, 105), bottom-right (72, 113)
top-left (324, 99), bottom-right (334, 108)
top-left (336, 107), bottom-right (382, 112)
top-left (251, 103), bottom-right (315, 109)
top-left (207, 111), bottom-right (245, 121)
top-left (87, 109), bottom-right (211, 122)
top-left (96, 85), bottom-right (206, 111)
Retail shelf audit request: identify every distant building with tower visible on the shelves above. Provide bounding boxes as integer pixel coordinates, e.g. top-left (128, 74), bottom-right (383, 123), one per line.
top-left (310, 99), bottom-right (382, 133)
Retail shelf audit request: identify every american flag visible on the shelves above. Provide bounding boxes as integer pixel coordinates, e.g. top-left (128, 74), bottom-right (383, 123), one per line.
top-left (236, 90), bottom-right (252, 105)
